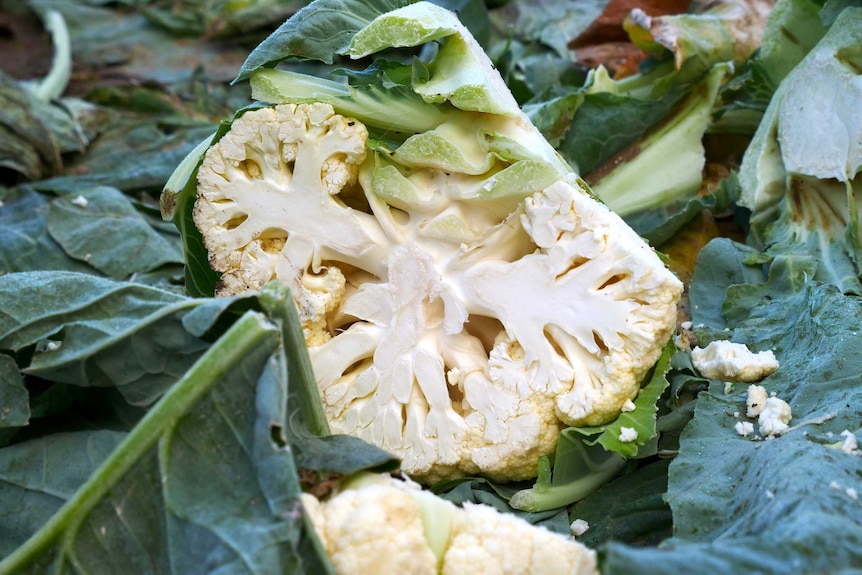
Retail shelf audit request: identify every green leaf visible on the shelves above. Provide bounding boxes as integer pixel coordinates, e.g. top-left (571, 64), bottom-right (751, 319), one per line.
top-left (46, 187), bottom-right (184, 279)
top-left (0, 430), bottom-right (125, 558)
top-left (0, 187), bottom-right (97, 275)
top-left (0, 355), bottom-right (29, 429)
top-left (574, 340), bottom-right (676, 458)
top-left (568, 459), bottom-right (672, 549)
top-left (0, 271), bottom-right (254, 405)
top-left (602, 239), bottom-right (862, 574)
top-left (487, 0), bottom-right (606, 59)
top-left (0, 311), bottom-right (331, 573)
top-left (0, 73), bottom-right (60, 182)
top-left (235, 0), bottom-right (417, 81)
top-left (32, 123), bottom-right (217, 196)
top-left (538, 77), bottom-right (686, 177)
top-left (688, 238), bottom-right (767, 331)
top-left (625, 173), bottom-right (737, 246)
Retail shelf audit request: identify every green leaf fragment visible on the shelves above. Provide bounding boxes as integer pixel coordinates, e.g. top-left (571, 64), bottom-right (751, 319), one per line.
top-left (574, 339), bottom-right (676, 458)
top-left (46, 187), bottom-right (184, 279)
top-left (0, 312), bottom-right (324, 574)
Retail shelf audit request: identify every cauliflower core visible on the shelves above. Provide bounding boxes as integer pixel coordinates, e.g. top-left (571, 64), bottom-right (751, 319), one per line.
top-left (195, 102), bottom-right (682, 481)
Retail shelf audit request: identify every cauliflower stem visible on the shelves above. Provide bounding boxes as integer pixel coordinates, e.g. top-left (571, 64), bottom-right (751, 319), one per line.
top-left (509, 437), bottom-right (627, 513)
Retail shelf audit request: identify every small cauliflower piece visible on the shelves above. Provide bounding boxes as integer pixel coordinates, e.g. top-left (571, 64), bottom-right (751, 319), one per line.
top-left (758, 396), bottom-right (792, 436)
top-left (691, 340), bottom-right (779, 382)
top-left (839, 430), bottom-right (859, 455)
top-left (303, 474), bottom-right (598, 575)
top-left (735, 420), bottom-right (755, 437)
top-left (195, 102), bottom-right (388, 343)
top-left (746, 384), bottom-right (769, 418)
top-left (618, 426), bottom-right (639, 443)
top-left (570, 519), bottom-right (590, 537)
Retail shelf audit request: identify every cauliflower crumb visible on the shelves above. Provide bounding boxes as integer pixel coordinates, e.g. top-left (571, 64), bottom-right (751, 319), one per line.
top-left (691, 341), bottom-right (779, 382)
top-left (570, 519), bottom-right (590, 537)
top-left (620, 399), bottom-right (636, 413)
top-left (735, 421), bottom-right (755, 437)
top-left (618, 427), bottom-right (638, 443)
top-left (840, 430), bottom-right (859, 455)
top-left (71, 195), bottom-right (89, 208)
top-left (847, 488), bottom-right (858, 501)
top-left (746, 384), bottom-right (769, 418)
top-left (758, 396), bottom-right (792, 436)
top-left (830, 481), bottom-right (842, 490)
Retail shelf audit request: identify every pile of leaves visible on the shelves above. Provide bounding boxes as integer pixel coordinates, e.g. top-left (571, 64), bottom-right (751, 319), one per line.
top-left (1, 0), bottom-right (861, 573)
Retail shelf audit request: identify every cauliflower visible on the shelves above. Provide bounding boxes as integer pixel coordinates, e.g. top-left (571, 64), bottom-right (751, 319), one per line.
top-left (745, 384), bottom-right (792, 437)
top-left (179, 2), bottom-right (683, 482)
top-left (746, 383), bottom-right (769, 418)
top-left (302, 473), bottom-right (599, 575)
top-left (758, 396), bottom-right (792, 436)
top-left (691, 340), bottom-right (779, 382)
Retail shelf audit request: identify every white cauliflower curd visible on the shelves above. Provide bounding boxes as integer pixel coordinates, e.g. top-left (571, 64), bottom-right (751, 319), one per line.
top-left (691, 340), bottom-right (779, 382)
top-left (302, 473), bottom-right (599, 575)
top-left (186, 2), bottom-right (683, 482)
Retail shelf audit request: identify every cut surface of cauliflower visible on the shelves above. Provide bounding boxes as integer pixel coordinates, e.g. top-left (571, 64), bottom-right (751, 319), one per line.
top-left (692, 340), bottom-right (779, 382)
top-left (195, 106), bottom-right (681, 482)
top-left (191, 4), bottom-right (683, 482)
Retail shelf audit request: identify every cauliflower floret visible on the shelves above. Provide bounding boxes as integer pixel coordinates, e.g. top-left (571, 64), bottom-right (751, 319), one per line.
top-left (442, 503), bottom-right (598, 575)
top-left (195, 102), bottom-right (387, 335)
top-left (758, 396), bottom-right (792, 436)
top-left (746, 384), bottom-right (769, 417)
top-left (302, 474), bottom-right (598, 575)
top-left (692, 340), bottom-right (779, 382)
top-left (304, 481), bottom-right (438, 575)
top-left (310, 182), bottom-right (681, 482)
top-left (735, 420), bottom-right (755, 437)
top-left (618, 426), bottom-right (639, 443)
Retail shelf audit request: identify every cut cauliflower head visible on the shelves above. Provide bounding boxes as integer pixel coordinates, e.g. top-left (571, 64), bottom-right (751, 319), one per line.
top-left (302, 473), bottom-right (599, 575)
top-left (194, 100), bottom-right (682, 482)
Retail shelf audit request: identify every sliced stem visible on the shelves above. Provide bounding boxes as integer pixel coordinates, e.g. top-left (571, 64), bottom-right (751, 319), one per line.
top-left (508, 453), bottom-right (626, 513)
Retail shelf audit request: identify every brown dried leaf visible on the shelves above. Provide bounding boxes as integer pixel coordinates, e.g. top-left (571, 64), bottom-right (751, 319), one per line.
top-left (569, 0), bottom-right (692, 48)
top-left (626, 0), bottom-right (776, 69)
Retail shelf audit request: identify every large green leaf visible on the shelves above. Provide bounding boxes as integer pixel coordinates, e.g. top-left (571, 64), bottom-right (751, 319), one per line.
top-left (0, 187), bottom-right (96, 275)
top-left (235, 0), bottom-right (489, 81)
top-left (0, 311), bottom-right (334, 574)
top-left (0, 430), bottom-right (125, 558)
top-left (0, 73), bottom-right (60, 182)
top-left (600, 243), bottom-right (862, 574)
top-left (46, 187), bottom-right (184, 279)
top-left (32, 123), bottom-right (217, 196)
top-left (0, 272), bottom-right (253, 405)
top-left (235, 0), bottom-right (417, 80)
